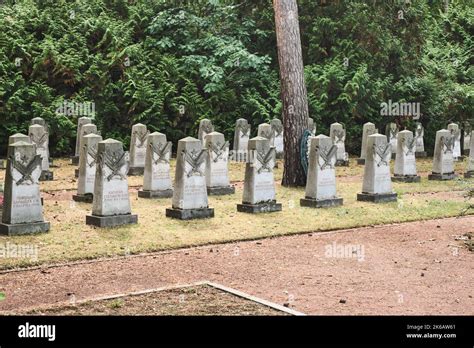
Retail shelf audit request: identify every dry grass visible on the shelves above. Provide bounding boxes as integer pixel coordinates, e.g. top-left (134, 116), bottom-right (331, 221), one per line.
top-left (21, 284), bottom-right (287, 316)
top-left (0, 156), bottom-right (472, 269)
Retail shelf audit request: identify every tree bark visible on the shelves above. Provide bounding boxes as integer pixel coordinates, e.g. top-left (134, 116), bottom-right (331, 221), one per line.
top-left (273, 0), bottom-right (309, 187)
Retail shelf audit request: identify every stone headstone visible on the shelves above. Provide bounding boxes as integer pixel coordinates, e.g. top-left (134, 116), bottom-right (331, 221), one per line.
top-left (330, 122), bottom-right (349, 166)
top-left (166, 137), bottom-right (214, 220)
top-left (463, 124), bottom-right (471, 156)
top-left (270, 119), bottom-right (284, 158)
top-left (0, 141), bottom-right (50, 235)
top-left (73, 117), bottom-right (92, 164)
top-left (138, 132), bottom-right (173, 198)
top-left (233, 118), bottom-right (251, 162)
top-left (392, 130), bottom-right (420, 182)
top-left (237, 136), bottom-right (282, 213)
top-left (428, 129), bottom-right (456, 180)
top-left (257, 123), bottom-right (274, 143)
top-left (205, 132), bottom-right (235, 195)
top-left (1, 134), bottom-right (31, 170)
top-left (464, 130), bottom-right (474, 178)
top-left (308, 118), bottom-right (316, 136)
top-left (73, 134), bottom-right (103, 203)
top-left (9, 133), bottom-right (31, 145)
top-left (75, 123), bottom-right (99, 178)
top-left (414, 122), bottom-right (427, 157)
top-left (31, 117), bottom-right (47, 127)
top-left (30, 117), bottom-right (53, 167)
top-left (447, 123), bottom-right (461, 160)
top-left (86, 139), bottom-right (138, 227)
top-left (357, 133), bottom-right (397, 203)
top-left (386, 122), bottom-right (399, 157)
top-left (29, 124), bottom-right (53, 181)
top-left (198, 119), bottom-right (214, 145)
top-left (357, 122), bottom-right (377, 165)
top-left (300, 135), bottom-right (343, 208)
top-left (128, 123), bottom-right (149, 176)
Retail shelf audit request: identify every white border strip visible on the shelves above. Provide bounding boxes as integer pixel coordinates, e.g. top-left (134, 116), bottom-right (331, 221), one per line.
top-left (6, 281), bottom-right (305, 316)
top-left (206, 281), bottom-right (306, 316)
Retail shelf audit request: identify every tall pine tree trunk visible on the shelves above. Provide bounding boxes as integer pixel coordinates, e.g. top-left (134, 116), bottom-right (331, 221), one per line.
top-left (273, 0), bottom-right (309, 187)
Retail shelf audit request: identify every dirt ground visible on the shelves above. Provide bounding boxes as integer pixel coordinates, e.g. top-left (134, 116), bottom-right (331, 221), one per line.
top-left (0, 215), bottom-right (472, 315)
top-left (18, 284), bottom-right (286, 316)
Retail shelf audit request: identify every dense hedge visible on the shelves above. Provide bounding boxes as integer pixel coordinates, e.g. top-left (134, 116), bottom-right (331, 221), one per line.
top-left (0, 0), bottom-right (472, 157)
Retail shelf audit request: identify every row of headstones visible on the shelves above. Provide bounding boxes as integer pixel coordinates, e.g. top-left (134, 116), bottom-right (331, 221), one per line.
top-left (4, 123), bottom-right (472, 235)
top-left (373, 121), bottom-right (471, 161)
top-left (1, 117), bottom-right (473, 235)
top-left (0, 117), bottom-right (54, 180)
top-left (71, 117), bottom-right (294, 177)
top-left (305, 126), bottom-right (474, 206)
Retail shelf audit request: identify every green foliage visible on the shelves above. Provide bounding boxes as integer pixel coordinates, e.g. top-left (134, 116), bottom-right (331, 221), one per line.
top-left (0, 0), bottom-right (278, 155)
top-left (0, 0), bottom-right (472, 156)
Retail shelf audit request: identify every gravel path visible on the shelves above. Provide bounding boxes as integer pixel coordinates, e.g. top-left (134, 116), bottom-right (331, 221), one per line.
top-left (0, 216), bottom-right (473, 315)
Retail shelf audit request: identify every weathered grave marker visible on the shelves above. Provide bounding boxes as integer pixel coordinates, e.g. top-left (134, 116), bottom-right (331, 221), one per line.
top-left (29, 124), bottom-right (53, 181)
top-left (447, 123), bottom-right (461, 160)
top-left (86, 139), bottom-right (138, 227)
top-left (357, 122), bottom-right (377, 165)
top-left (72, 117), bottom-right (92, 165)
top-left (300, 135), bottom-right (343, 208)
top-left (166, 137), bottom-right (214, 220)
top-left (464, 130), bottom-right (474, 178)
top-left (75, 123), bottom-right (98, 178)
top-left (205, 132), bottom-right (235, 195)
top-left (237, 136), bottom-right (282, 213)
top-left (428, 129), bottom-right (456, 180)
top-left (73, 134), bottom-right (103, 203)
top-left (414, 122), bottom-right (427, 158)
top-left (386, 122), bottom-right (399, 159)
top-left (0, 141), bottom-right (50, 235)
top-left (357, 133), bottom-right (397, 203)
top-left (270, 119), bottom-right (284, 159)
top-left (233, 118), bottom-right (251, 162)
top-left (198, 119), bottom-right (214, 145)
top-left (138, 132), bottom-right (173, 198)
top-left (128, 123), bottom-right (149, 176)
top-left (330, 122), bottom-right (349, 166)
top-left (392, 130), bottom-right (420, 183)
top-left (308, 118), bottom-right (316, 136)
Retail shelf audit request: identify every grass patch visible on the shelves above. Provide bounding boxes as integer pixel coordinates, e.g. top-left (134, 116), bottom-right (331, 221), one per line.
top-left (0, 157), bottom-right (472, 269)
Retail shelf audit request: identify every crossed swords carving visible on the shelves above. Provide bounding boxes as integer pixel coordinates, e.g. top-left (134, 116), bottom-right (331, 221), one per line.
top-left (201, 125), bottom-right (213, 134)
top-left (273, 125), bottom-right (283, 137)
top-left (182, 148), bottom-right (206, 177)
top-left (317, 145), bottom-right (337, 170)
top-left (450, 129), bottom-right (460, 138)
top-left (260, 130), bottom-right (272, 140)
top-left (333, 129), bottom-right (345, 144)
top-left (30, 133), bottom-right (48, 149)
top-left (83, 145), bottom-right (98, 168)
top-left (441, 136), bottom-right (454, 154)
top-left (389, 128), bottom-right (398, 140)
top-left (208, 141), bottom-right (229, 163)
top-left (373, 143), bottom-right (391, 167)
top-left (255, 148), bottom-right (276, 174)
top-left (99, 151), bottom-right (128, 181)
top-left (150, 141), bottom-right (172, 164)
top-left (10, 154), bottom-right (42, 186)
top-left (416, 127), bottom-right (423, 138)
top-left (134, 131), bottom-right (149, 148)
top-left (238, 125), bottom-right (250, 138)
top-left (402, 137), bottom-right (416, 155)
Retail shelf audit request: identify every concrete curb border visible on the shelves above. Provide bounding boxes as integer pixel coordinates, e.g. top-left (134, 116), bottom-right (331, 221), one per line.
top-left (4, 281), bottom-right (305, 316)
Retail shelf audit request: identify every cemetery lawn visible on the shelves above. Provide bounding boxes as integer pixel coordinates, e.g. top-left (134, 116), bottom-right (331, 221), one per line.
top-left (17, 283), bottom-right (288, 316)
top-left (0, 158), bottom-right (472, 269)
